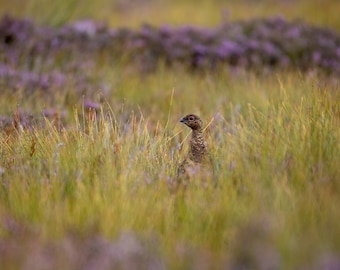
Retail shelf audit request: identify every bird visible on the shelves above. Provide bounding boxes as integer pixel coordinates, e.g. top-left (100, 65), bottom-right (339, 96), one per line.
top-left (171, 114), bottom-right (212, 191)
top-left (179, 114), bottom-right (207, 163)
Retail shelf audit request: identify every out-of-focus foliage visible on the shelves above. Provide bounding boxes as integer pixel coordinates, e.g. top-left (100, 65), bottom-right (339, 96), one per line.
top-left (2, 0), bottom-right (340, 30)
top-left (1, 15), bottom-right (340, 95)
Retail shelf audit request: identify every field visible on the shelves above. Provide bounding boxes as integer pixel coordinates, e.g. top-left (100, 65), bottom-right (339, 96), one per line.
top-left (1, 0), bottom-right (340, 269)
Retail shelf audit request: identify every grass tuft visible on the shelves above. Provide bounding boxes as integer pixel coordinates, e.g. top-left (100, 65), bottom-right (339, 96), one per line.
top-left (1, 74), bottom-right (339, 268)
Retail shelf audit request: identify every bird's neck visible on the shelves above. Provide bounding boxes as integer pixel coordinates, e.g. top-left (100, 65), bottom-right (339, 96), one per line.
top-left (189, 129), bottom-right (206, 163)
top-left (191, 129), bottom-right (203, 140)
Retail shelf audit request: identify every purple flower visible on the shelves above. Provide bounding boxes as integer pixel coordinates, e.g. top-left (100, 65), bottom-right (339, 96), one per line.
top-left (217, 40), bottom-right (244, 58)
top-left (84, 100), bottom-right (101, 110)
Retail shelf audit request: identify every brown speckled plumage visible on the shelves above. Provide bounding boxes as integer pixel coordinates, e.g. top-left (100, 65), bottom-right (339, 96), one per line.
top-left (179, 114), bottom-right (207, 163)
top-left (173, 114), bottom-right (211, 190)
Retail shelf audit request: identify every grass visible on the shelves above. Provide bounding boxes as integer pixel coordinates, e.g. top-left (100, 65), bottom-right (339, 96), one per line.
top-left (1, 0), bottom-right (340, 268)
top-left (2, 0), bottom-right (340, 30)
top-left (1, 70), bottom-right (340, 268)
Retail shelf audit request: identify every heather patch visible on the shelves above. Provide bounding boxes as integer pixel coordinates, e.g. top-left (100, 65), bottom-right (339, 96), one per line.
top-left (1, 15), bottom-right (340, 80)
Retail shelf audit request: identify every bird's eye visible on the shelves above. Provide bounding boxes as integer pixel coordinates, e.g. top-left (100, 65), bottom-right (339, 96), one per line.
top-left (189, 116), bottom-right (194, 121)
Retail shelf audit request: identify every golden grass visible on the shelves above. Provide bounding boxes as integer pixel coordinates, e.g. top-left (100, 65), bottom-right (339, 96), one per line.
top-left (1, 70), bottom-right (339, 267)
top-left (0, 0), bottom-right (340, 267)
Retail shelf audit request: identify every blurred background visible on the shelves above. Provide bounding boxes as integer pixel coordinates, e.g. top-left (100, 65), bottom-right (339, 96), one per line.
top-left (1, 0), bottom-right (340, 29)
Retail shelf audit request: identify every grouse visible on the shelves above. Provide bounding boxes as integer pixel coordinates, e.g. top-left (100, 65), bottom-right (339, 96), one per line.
top-left (174, 114), bottom-right (211, 190)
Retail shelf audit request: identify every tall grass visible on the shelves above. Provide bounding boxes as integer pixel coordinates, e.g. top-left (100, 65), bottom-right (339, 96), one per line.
top-left (1, 0), bottom-right (340, 267)
top-left (1, 71), bottom-right (339, 268)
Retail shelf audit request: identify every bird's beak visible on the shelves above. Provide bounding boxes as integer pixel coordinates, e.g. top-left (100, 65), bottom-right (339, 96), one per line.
top-left (180, 117), bottom-right (185, 123)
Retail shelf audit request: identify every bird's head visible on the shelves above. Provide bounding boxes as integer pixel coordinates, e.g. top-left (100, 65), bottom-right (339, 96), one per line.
top-left (180, 114), bottom-right (203, 131)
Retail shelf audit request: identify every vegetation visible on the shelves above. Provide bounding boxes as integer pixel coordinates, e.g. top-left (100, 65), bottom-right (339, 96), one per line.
top-left (0, 0), bottom-right (340, 269)
top-left (2, 0), bottom-right (340, 30)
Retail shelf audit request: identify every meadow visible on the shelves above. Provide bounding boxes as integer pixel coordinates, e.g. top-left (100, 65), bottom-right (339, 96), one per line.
top-left (1, 0), bottom-right (340, 269)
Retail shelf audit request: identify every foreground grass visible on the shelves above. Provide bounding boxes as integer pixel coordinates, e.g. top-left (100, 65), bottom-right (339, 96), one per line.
top-left (1, 71), bottom-right (339, 268)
